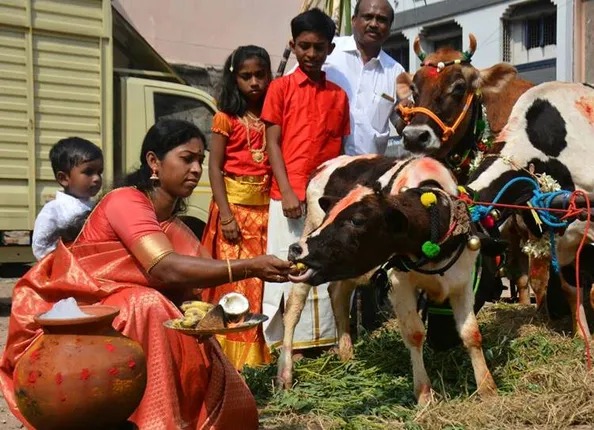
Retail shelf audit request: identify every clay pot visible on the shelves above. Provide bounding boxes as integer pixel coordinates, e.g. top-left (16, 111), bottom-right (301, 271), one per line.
top-left (13, 305), bottom-right (147, 430)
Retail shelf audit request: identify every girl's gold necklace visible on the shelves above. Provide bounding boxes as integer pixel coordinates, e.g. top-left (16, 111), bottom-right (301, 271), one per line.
top-left (240, 112), bottom-right (266, 163)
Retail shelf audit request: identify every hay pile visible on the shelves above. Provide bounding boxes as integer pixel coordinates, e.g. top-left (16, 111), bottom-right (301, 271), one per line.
top-left (244, 303), bottom-right (594, 430)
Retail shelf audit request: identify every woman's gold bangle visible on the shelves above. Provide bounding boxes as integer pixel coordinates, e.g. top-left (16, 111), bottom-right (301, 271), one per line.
top-left (226, 258), bottom-right (233, 283)
top-left (221, 216), bottom-right (235, 226)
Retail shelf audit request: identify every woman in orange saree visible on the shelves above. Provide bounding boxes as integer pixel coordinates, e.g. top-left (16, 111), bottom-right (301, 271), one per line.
top-left (0, 119), bottom-right (292, 430)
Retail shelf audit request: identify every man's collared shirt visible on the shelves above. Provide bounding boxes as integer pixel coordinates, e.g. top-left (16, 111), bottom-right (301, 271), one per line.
top-left (262, 67), bottom-right (350, 201)
top-left (324, 35), bottom-right (405, 155)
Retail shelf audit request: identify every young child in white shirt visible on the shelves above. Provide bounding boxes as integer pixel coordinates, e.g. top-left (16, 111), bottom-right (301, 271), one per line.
top-left (32, 137), bottom-right (104, 260)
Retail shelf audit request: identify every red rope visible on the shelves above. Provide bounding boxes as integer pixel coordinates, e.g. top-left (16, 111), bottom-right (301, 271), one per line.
top-left (460, 191), bottom-right (592, 369)
top-left (566, 191), bottom-right (592, 370)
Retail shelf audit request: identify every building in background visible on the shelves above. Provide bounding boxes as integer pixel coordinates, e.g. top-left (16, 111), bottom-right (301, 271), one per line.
top-left (113, 0), bottom-right (303, 94)
top-left (385, 0), bottom-right (581, 83)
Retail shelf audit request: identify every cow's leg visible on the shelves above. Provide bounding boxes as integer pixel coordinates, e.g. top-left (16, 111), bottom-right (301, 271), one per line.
top-left (559, 274), bottom-right (591, 340)
top-left (277, 282), bottom-right (311, 389)
top-left (389, 275), bottom-right (432, 405)
top-left (516, 274), bottom-right (530, 305)
top-left (449, 287), bottom-right (497, 398)
top-left (529, 256), bottom-right (550, 310)
top-left (328, 279), bottom-right (358, 361)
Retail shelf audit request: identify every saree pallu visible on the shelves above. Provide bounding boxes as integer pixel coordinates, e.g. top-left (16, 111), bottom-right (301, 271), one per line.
top-left (0, 218), bottom-right (258, 430)
top-left (202, 176), bottom-right (271, 369)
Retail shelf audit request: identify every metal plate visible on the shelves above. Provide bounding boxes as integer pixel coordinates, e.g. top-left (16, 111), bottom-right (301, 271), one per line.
top-left (163, 313), bottom-right (268, 336)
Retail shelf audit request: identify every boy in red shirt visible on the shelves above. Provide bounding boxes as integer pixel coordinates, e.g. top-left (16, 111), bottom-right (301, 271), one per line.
top-left (261, 8), bottom-right (350, 352)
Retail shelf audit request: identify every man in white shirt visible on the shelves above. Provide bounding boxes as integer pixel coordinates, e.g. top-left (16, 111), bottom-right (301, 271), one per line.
top-left (324, 0), bottom-right (404, 155)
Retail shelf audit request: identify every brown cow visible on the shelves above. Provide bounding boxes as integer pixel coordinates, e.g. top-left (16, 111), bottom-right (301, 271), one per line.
top-left (397, 34), bottom-right (533, 182)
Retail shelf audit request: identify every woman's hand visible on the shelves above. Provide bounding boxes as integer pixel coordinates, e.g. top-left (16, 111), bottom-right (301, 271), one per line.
top-left (250, 255), bottom-right (292, 282)
top-left (282, 190), bottom-right (302, 219)
top-left (222, 218), bottom-right (241, 243)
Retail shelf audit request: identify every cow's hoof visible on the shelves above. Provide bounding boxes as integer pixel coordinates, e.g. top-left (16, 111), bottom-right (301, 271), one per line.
top-left (415, 384), bottom-right (433, 406)
top-left (276, 372), bottom-right (293, 390)
top-left (477, 376), bottom-right (498, 398)
top-left (338, 337), bottom-right (353, 361)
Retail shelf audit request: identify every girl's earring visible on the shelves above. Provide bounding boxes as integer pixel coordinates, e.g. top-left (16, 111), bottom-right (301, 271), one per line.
top-left (150, 169), bottom-right (159, 183)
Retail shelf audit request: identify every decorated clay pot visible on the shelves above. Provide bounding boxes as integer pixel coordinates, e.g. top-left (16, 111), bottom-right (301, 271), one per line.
top-left (13, 305), bottom-right (147, 430)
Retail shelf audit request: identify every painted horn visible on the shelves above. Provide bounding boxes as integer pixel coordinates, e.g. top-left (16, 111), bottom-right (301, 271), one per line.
top-left (463, 33), bottom-right (477, 60)
top-left (413, 36), bottom-right (427, 62)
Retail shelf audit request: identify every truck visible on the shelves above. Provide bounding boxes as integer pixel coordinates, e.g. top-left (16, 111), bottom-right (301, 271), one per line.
top-left (0, 0), bottom-right (217, 263)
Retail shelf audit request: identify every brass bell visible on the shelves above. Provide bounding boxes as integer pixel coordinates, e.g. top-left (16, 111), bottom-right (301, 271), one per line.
top-left (453, 167), bottom-right (462, 176)
top-left (400, 186), bottom-right (409, 193)
top-left (467, 235), bottom-right (481, 251)
top-left (450, 153), bottom-right (461, 163)
top-left (489, 209), bottom-right (501, 221)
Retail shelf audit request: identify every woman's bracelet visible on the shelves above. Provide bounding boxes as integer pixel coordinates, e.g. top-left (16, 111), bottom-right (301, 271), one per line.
top-left (226, 258), bottom-right (234, 283)
top-left (221, 215), bottom-right (235, 226)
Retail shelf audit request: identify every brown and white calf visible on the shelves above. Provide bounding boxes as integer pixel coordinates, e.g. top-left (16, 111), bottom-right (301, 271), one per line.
top-left (283, 155), bottom-right (497, 403)
top-left (468, 81), bottom-right (594, 336)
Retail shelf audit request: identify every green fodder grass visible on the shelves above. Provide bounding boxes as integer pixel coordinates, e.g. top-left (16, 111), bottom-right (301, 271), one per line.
top-left (245, 303), bottom-right (594, 430)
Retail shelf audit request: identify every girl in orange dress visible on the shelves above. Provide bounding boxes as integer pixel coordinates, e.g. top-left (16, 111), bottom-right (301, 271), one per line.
top-left (201, 46), bottom-right (273, 369)
top-left (0, 119), bottom-right (292, 430)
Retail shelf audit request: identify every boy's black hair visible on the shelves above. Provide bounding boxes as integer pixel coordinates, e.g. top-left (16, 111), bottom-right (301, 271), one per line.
top-left (290, 8), bottom-right (336, 42)
top-left (219, 45), bottom-right (272, 117)
top-left (49, 137), bottom-right (103, 177)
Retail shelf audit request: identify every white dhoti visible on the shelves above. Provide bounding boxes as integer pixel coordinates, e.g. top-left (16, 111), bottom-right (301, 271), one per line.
top-left (262, 199), bottom-right (337, 349)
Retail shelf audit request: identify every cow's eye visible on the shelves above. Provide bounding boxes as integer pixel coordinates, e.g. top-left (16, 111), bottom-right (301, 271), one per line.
top-left (451, 82), bottom-right (466, 95)
top-left (350, 216), bottom-right (366, 227)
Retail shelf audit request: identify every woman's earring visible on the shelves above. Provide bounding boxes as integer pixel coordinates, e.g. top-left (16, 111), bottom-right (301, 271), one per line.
top-left (150, 169), bottom-right (159, 183)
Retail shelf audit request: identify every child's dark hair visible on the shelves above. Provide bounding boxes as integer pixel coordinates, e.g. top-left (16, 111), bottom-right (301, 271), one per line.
top-left (123, 119), bottom-right (206, 215)
top-left (218, 45), bottom-right (272, 117)
top-left (291, 8), bottom-right (336, 42)
top-left (49, 137), bottom-right (103, 177)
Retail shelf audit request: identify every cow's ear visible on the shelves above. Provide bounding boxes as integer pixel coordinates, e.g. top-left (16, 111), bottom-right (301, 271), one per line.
top-left (318, 195), bottom-right (340, 213)
top-left (386, 205), bottom-right (409, 234)
top-left (478, 64), bottom-right (518, 93)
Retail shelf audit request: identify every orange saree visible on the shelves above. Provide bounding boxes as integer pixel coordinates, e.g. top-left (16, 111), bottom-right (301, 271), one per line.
top-left (0, 187), bottom-right (258, 430)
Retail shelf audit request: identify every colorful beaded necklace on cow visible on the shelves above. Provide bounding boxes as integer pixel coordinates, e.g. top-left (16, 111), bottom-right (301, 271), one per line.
top-left (380, 187), bottom-right (479, 277)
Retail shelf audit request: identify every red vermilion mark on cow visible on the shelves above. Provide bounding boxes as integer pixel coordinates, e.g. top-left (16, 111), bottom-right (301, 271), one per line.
top-left (28, 371), bottom-right (39, 384)
top-left (128, 359), bottom-right (136, 370)
top-left (390, 173), bottom-right (410, 195)
top-left (317, 185), bottom-right (373, 232)
top-left (105, 343), bottom-right (116, 353)
top-left (29, 350), bottom-right (41, 363)
top-left (575, 97), bottom-right (594, 124)
top-left (55, 372), bottom-right (63, 385)
top-left (472, 330), bottom-right (482, 346)
top-left (80, 368), bottom-right (91, 380)
top-left (108, 367), bottom-right (119, 376)
top-left (61, 396), bottom-right (67, 403)
top-left (410, 332), bottom-right (424, 348)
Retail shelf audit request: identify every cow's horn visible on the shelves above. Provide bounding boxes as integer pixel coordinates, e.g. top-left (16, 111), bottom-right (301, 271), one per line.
top-left (413, 36), bottom-right (427, 62)
top-left (462, 34), bottom-right (477, 61)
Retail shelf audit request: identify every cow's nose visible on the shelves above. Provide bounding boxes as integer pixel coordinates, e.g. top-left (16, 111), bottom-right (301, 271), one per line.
top-left (288, 243), bottom-right (303, 261)
top-left (402, 127), bottom-right (431, 151)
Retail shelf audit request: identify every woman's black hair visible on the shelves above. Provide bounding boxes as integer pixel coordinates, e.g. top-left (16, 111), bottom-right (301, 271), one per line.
top-left (218, 45), bottom-right (272, 117)
top-left (123, 119), bottom-right (206, 215)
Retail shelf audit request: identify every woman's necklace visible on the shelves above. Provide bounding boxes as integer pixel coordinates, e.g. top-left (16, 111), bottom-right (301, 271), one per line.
top-left (240, 112), bottom-right (266, 164)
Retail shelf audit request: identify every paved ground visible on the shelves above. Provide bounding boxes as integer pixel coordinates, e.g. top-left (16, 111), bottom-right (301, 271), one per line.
top-left (0, 275), bottom-right (24, 429)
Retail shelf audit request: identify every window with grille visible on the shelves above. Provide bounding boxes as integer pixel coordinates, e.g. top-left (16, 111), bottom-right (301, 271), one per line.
top-left (524, 14), bottom-right (556, 49)
top-left (502, 20), bottom-right (511, 62)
